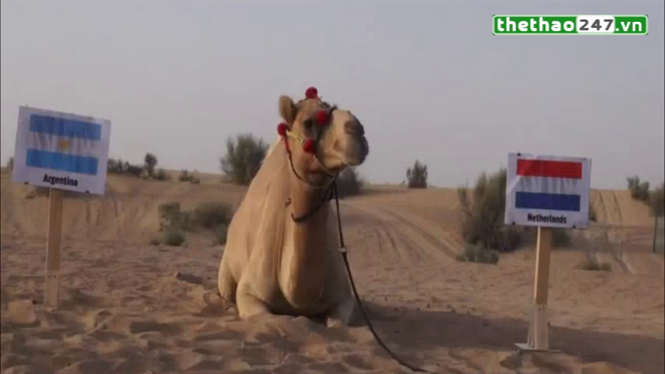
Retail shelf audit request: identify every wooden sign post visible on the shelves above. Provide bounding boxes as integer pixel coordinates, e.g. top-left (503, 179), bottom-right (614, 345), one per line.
top-left (504, 153), bottom-right (592, 353)
top-left (516, 226), bottom-right (556, 351)
top-left (12, 106), bottom-right (112, 310)
top-left (45, 188), bottom-right (64, 308)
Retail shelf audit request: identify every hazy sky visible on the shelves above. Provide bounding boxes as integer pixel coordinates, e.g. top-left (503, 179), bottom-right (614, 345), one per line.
top-left (2, 1), bottom-right (663, 189)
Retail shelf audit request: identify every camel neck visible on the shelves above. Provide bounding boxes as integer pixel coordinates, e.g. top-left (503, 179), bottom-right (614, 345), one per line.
top-left (284, 174), bottom-right (332, 306)
top-left (289, 176), bottom-right (330, 219)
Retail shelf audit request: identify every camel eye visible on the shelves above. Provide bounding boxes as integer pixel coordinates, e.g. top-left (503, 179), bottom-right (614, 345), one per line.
top-left (303, 119), bottom-right (314, 130)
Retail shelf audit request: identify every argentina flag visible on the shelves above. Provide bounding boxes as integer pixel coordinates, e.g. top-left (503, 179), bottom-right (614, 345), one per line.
top-left (13, 106), bottom-right (111, 195)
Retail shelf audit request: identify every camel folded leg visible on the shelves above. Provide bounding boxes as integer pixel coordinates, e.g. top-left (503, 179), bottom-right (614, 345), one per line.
top-left (236, 282), bottom-right (272, 319)
top-left (217, 257), bottom-right (237, 304)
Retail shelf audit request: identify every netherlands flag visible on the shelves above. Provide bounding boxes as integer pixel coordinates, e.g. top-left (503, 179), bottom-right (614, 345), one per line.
top-left (505, 153), bottom-right (591, 228)
top-left (13, 106), bottom-right (111, 195)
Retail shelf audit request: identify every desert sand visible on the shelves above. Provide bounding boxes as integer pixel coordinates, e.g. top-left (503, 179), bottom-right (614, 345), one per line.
top-left (1, 168), bottom-right (663, 374)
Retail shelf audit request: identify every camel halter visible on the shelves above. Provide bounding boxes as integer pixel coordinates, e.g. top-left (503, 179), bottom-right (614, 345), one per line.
top-left (277, 87), bottom-right (340, 191)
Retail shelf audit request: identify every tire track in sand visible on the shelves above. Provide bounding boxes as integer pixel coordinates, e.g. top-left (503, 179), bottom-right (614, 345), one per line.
top-left (611, 191), bottom-right (624, 225)
top-left (348, 202), bottom-right (458, 265)
top-left (346, 203), bottom-right (427, 267)
top-left (371, 204), bottom-right (461, 260)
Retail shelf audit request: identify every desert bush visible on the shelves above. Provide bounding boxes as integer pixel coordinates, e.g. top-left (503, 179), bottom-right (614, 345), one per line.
top-left (159, 201), bottom-right (190, 231)
top-left (179, 169), bottom-right (200, 184)
top-left (627, 176), bottom-right (650, 202)
top-left (163, 230), bottom-right (185, 247)
top-left (149, 238), bottom-right (160, 246)
top-left (336, 167), bottom-right (364, 198)
top-left (577, 258), bottom-right (611, 271)
top-left (123, 161), bottom-right (143, 176)
top-left (217, 223), bottom-right (229, 245)
top-left (221, 134), bottom-right (268, 185)
top-left (107, 158), bottom-right (122, 173)
top-left (458, 169), bottom-right (523, 252)
top-left (589, 203), bottom-right (598, 222)
top-left (179, 170), bottom-right (192, 182)
top-left (456, 246), bottom-right (499, 264)
top-left (107, 158), bottom-right (144, 177)
top-left (6, 157), bottom-right (13, 170)
top-left (551, 228), bottom-right (572, 248)
top-left (153, 168), bottom-right (169, 181)
top-left (649, 182), bottom-right (664, 217)
top-left (406, 160), bottom-right (428, 189)
top-left (192, 202), bottom-right (232, 229)
top-left (144, 153), bottom-right (157, 177)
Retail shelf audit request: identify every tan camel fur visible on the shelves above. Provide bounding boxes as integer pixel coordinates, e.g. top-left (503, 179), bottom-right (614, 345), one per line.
top-left (217, 90), bottom-right (369, 327)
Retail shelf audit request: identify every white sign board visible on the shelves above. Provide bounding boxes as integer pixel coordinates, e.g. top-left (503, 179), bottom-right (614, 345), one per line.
top-left (505, 153), bottom-right (591, 229)
top-left (12, 106), bottom-right (111, 195)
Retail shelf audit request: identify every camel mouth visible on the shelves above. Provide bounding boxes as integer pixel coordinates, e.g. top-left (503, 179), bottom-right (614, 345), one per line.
top-left (343, 137), bottom-right (369, 166)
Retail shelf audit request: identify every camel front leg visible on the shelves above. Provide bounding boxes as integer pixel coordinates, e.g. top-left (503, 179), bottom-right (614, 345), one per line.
top-left (325, 297), bottom-right (356, 328)
top-left (236, 282), bottom-right (271, 319)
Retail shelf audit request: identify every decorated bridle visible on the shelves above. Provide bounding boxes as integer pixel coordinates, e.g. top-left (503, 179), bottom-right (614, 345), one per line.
top-left (276, 86), bottom-right (339, 190)
top-left (276, 87), bottom-right (344, 223)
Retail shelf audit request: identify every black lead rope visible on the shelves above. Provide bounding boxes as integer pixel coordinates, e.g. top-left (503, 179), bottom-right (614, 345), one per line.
top-left (331, 182), bottom-right (437, 374)
top-left (291, 185), bottom-right (334, 223)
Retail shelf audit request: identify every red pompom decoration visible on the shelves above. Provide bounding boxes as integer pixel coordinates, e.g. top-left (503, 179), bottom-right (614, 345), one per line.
top-left (302, 138), bottom-right (315, 154)
top-left (315, 110), bottom-right (328, 126)
top-left (305, 87), bottom-right (318, 99)
top-left (277, 123), bottom-right (288, 136)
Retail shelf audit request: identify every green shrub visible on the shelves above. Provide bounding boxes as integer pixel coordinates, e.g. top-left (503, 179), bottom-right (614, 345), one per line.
top-left (107, 158), bottom-right (144, 177)
top-left (193, 202), bottom-right (232, 229)
top-left (144, 153), bottom-right (157, 177)
top-left (458, 169), bottom-right (523, 252)
top-left (589, 203), bottom-right (598, 222)
top-left (179, 169), bottom-right (200, 184)
top-left (627, 177), bottom-right (663, 217)
top-left (649, 183), bottom-right (664, 217)
top-left (406, 160), bottom-right (428, 188)
top-left (159, 201), bottom-right (190, 231)
top-left (179, 169), bottom-right (192, 182)
top-left (627, 176), bottom-right (650, 202)
top-left (154, 168), bottom-right (169, 181)
top-left (217, 223), bottom-right (229, 245)
top-left (163, 230), bottom-right (185, 246)
top-left (551, 228), bottom-right (572, 248)
top-left (336, 167), bottom-right (364, 198)
top-left (456, 246), bottom-right (499, 264)
top-left (577, 258), bottom-right (611, 271)
top-left (221, 134), bottom-right (268, 185)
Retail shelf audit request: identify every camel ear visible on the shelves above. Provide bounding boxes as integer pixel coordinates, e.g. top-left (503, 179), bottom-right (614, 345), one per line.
top-left (279, 96), bottom-right (297, 126)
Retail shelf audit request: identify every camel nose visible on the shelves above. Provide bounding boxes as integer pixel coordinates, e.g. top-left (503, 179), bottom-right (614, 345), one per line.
top-left (344, 120), bottom-right (365, 136)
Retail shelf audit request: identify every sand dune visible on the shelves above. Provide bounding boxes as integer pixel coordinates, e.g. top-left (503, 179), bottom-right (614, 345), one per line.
top-left (1, 170), bottom-right (663, 374)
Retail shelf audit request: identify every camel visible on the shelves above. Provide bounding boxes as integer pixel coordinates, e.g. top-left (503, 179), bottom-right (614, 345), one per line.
top-left (217, 87), bottom-right (369, 327)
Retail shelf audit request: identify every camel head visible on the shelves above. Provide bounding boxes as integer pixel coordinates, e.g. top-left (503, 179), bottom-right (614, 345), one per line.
top-left (277, 87), bottom-right (369, 183)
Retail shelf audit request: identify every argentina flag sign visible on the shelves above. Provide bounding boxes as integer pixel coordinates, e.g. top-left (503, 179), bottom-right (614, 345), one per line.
top-left (505, 153), bottom-right (591, 229)
top-left (12, 106), bottom-right (111, 195)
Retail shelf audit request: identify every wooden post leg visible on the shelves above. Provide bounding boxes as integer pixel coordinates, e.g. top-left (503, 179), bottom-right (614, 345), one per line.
top-left (534, 227), bottom-right (552, 305)
top-left (517, 226), bottom-right (554, 352)
top-left (44, 188), bottom-right (64, 308)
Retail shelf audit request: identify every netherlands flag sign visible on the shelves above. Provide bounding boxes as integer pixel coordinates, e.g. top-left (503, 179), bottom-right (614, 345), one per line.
top-left (12, 106), bottom-right (111, 195)
top-left (505, 153), bottom-right (591, 229)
